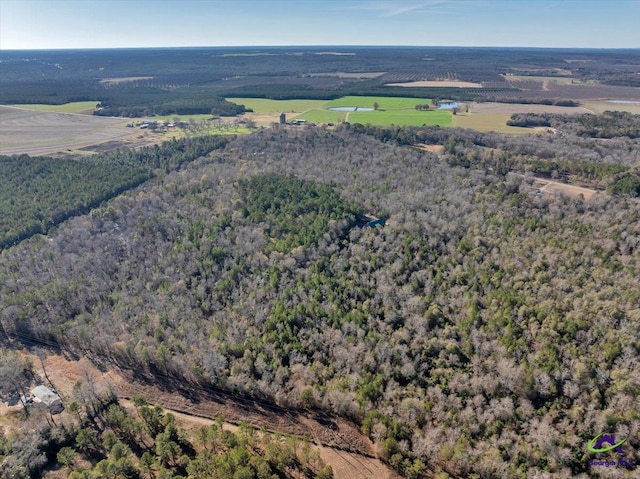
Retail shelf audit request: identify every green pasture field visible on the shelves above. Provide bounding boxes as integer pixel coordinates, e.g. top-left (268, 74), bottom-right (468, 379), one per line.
top-left (10, 101), bottom-right (99, 113)
top-left (226, 98), bottom-right (328, 114)
top-left (232, 95), bottom-right (446, 126)
top-left (326, 95), bottom-right (432, 110)
top-left (349, 109), bottom-right (451, 127)
top-left (296, 109), bottom-right (347, 123)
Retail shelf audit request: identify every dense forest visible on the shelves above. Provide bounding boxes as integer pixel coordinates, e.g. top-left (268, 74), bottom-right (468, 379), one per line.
top-left (0, 125), bottom-right (638, 478)
top-left (0, 135), bottom-right (229, 250)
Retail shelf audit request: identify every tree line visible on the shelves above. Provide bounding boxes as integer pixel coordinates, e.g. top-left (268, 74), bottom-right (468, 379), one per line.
top-left (0, 135), bottom-right (229, 251)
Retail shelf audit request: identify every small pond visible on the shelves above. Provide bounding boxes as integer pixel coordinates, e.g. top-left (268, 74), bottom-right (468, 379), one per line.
top-left (328, 106), bottom-right (374, 112)
top-left (438, 102), bottom-right (459, 110)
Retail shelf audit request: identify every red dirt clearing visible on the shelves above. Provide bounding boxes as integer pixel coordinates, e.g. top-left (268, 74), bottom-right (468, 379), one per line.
top-left (3, 351), bottom-right (397, 479)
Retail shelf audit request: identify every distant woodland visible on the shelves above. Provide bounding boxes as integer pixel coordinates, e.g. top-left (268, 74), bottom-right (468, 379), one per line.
top-left (1, 121), bottom-right (638, 478)
top-left (2, 47), bottom-right (640, 116)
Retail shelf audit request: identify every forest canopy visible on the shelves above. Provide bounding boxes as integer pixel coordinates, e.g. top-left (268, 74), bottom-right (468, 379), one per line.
top-left (0, 135), bottom-right (229, 250)
top-left (0, 126), bottom-right (638, 478)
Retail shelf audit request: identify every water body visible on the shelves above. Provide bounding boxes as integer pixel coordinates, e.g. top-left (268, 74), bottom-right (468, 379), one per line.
top-left (607, 100), bottom-right (640, 104)
top-left (438, 102), bottom-right (459, 110)
top-left (328, 106), bottom-right (374, 112)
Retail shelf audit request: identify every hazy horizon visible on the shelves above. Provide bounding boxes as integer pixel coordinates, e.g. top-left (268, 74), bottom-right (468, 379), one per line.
top-left (1, 0), bottom-right (638, 50)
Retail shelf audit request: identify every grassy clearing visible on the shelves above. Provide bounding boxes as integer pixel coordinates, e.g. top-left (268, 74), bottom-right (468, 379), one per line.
top-left (452, 113), bottom-right (534, 134)
top-left (327, 95), bottom-right (432, 110)
top-left (147, 113), bottom-right (215, 121)
top-left (226, 98), bottom-right (328, 114)
top-left (350, 109), bottom-right (451, 127)
top-left (581, 100), bottom-right (640, 114)
top-left (10, 101), bottom-right (99, 113)
top-left (296, 109), bottom-right (347, 123)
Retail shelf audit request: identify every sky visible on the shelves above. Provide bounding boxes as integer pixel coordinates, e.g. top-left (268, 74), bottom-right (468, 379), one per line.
top-left (0, 0), bottom-right (638, 50)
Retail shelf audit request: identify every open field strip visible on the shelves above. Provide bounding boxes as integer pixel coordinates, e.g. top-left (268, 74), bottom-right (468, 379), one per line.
top-left (100, 76), bottom-right (153, 84)
top-left (582, 100), bottom-right (640, 114)
top-left (9, 101), bottom-right (99, 113)
top-left (452, 113), bottom-right (534, 134)
top-left (350, 109), bottom-right (451, 127)
top-left (308, 71), bottom-right (386, 78)
top-left (227, 97), bottom-right (329, 113)
top-left (147, 113), bottom-right (214, 121)
top-left (326, 95), bottom-right (432, 109)
top-left (385, 80), bottom-right (483, 88)
top-left (452, 100), bottom-right (598, 133)
top-left (469, 102), bottom-right (591, 115)
top-left (296, 109), bottom-right (347, 123)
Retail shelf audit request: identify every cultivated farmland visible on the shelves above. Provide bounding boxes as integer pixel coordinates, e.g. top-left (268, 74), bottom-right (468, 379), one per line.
top-left (0, 106), bottom-right (134, 156)
top-left (349, 109), bottom-right (451, 127)
top-left (10, 101), bottom-right (100, 113)
top-left (451, 101), bottom-right (593, 133)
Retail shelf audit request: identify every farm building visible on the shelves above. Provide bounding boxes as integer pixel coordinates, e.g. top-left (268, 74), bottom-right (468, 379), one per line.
top-left (358, 213), bottom-right (386, 228)
top-left (279, 112), bottom-right (286, 124)
top-left (31, 385), bottom-right (64, 414)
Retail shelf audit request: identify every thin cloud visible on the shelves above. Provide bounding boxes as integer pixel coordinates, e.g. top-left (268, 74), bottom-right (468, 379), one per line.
top-left (337, 0), bottom-right (483, 18)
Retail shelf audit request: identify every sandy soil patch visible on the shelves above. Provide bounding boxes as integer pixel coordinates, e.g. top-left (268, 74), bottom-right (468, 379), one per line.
top-left (386, 80), bottom-right (483, 88)
top-left (537, 179), bottom-right (597, 199)
top-left (470, 102), bottom-right (591, 115)
top-left (415, 143), bottom-right (444, 153)
top-left (0, 106), bottom-right (137, 156)
top-left (316, 445), bottom-right (399, 479)
top-left (512, 173), bottom-right (599, 199)
top-left (100, 76), bottom-right (153, 84)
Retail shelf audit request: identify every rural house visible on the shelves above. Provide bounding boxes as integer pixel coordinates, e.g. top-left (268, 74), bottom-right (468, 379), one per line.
top-left (30, 385), bottom-right (64, 414)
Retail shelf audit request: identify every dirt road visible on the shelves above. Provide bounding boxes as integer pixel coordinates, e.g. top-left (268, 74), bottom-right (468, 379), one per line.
top-left (510, 173), bottom-right (599, 199)
top-left (9, 351), bottom-right (398, 479)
